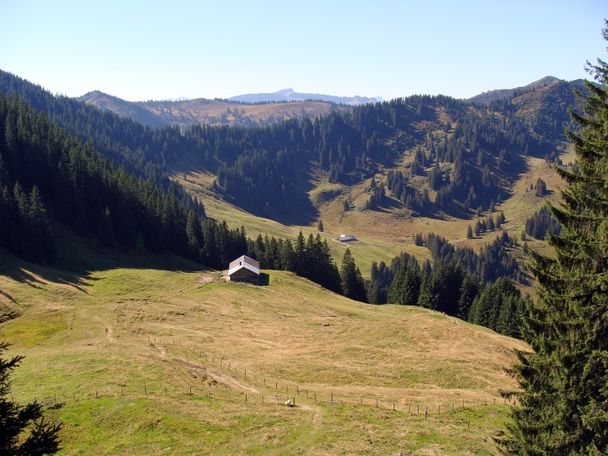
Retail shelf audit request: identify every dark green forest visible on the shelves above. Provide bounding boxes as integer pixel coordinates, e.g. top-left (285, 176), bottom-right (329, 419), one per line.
top-left (0, 94), bottom-right (247, 268)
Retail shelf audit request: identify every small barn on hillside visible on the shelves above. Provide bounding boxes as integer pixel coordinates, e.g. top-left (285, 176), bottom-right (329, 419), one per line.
top-left (226, 255), bottom-right (260, 283)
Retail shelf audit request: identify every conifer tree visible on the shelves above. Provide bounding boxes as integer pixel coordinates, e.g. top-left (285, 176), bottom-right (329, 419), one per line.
top-left (498, 24), bottom-right (608, 454)
top-left (0, 342), bottom-right (61, 454)
top-left (458, 275), bottom-right (479, 319)
top-left (388, 266), bottom-right (421, 305)
top-left (340, 248), bottom-right (366, 302)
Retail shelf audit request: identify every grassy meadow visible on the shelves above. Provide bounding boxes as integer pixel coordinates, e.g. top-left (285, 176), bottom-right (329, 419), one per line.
top-left (0, 251), bottom-right (527, 455)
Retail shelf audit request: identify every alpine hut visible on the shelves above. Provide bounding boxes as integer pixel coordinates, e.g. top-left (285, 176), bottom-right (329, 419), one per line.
top-left (226, 255), bottom-right (260, 283)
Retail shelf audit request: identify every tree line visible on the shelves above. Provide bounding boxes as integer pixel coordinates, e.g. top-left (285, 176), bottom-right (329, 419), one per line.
top-left (245, 232), bottom-right (366, 301)
top-left (367, 232), bottom-right (525, 337)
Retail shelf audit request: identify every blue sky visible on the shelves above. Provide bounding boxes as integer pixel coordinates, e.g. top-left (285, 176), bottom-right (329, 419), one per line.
top-left (1, 1), bottom-right (606, 101)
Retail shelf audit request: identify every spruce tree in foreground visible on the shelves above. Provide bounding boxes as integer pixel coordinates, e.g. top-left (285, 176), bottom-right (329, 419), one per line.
top-left (498, 24), bottom-right (608, 454)
top-left (0, 342), bottom-right (61, 454)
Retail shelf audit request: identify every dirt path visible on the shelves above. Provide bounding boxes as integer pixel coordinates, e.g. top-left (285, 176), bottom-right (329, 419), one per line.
top-left (208, 369), bottom-right (259, 394)
top-left (172, 357), bottom-right (259, 394)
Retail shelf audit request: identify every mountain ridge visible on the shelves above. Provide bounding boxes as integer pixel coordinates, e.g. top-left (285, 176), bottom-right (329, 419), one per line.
top-left (468, 75), bottom-right (564, 105)
top-left (78, 90), bottom-right (349, 128)
top-left (229, 87), bottom-right (382, 105)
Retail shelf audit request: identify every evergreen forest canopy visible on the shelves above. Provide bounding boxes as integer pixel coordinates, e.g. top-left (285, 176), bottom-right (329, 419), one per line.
top-left (0, 94), bottom-right (245, 269)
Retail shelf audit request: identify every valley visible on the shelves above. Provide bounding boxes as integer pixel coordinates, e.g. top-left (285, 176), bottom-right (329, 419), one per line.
top-left (173, 149), bottom-right (566, 280)
top-left (0, 68), bottom-right (582, 455)
top-left (2, 3), bottom-right (606, 454)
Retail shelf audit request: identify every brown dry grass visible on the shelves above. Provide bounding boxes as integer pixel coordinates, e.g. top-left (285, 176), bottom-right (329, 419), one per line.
top-left (0, 254), bottom-right (527, 454)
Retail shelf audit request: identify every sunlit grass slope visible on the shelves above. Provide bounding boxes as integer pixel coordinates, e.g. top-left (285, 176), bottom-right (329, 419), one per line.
top-left (0, 250), bottom-right (527, 455)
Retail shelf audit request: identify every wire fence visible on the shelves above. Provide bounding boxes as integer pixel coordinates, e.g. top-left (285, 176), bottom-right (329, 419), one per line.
top-left (24, 335), bottom-right (516, 420)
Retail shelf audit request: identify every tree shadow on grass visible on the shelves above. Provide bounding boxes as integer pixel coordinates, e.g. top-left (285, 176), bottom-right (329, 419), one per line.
top-left (0, 242), bottom-right (203, 296)
top-left (258, 273), bottom-right (270, 286)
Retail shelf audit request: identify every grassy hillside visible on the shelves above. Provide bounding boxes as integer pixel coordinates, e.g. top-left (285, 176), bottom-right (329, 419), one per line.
top-left (174, 145), bottom-right (567, 280)
top-left (0, 251), bottom-right (527, 455)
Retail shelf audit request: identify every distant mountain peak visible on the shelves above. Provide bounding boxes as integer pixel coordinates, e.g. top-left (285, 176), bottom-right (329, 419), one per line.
top-left (81, 90), bottom-right (109, 98)
top-left (229, 89), bottom-right (382, 106)
top-left (531, 75), bottom-right (560, 85)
